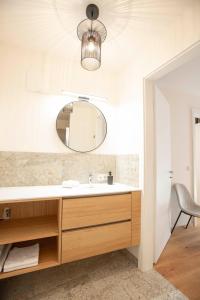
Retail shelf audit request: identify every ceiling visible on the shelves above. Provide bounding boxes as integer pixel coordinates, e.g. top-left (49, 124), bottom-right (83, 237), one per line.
top-left (0, 0), bottom-right (182, 71)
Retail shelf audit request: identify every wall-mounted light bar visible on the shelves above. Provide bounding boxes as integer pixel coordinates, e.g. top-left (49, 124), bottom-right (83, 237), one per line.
top-left (61, 90), bottom-right (107, 102)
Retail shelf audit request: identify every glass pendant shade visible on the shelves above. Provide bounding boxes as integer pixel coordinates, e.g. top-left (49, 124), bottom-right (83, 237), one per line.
top-left (81, 31), bottom-right (101, 71)
top-left (77, 10), bottom-right (107, 71)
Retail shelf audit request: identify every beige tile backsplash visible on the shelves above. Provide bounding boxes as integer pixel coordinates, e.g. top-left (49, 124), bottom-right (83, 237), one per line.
top-left (0, 152), bottom-right (139, 187)
top-left (116, 154), bottom-right (139, 186)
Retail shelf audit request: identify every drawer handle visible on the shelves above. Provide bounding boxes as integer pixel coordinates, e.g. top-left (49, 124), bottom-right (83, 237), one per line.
top-left (62, 219), bottom-right (131, 232)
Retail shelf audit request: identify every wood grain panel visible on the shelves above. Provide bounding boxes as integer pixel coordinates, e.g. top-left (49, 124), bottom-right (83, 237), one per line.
top-left (155, 226), bottom-right (200, 300)
top-left (0, 216), bottom-right (58, 245)
top-left (0, 237), bottom-right (59, 279)
top-left (0, 200), bottom-right (58, 219)
top-left (62, 221), bottom-right (132, 263)
top-left (62, 194), bottom-right (131, 230)
top-left (132, 191), bottom-right (141, 246)
top-left (57, 199), bottom-right (62, 263)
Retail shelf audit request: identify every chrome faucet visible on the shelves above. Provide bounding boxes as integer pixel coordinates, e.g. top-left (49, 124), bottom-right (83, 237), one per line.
top-left (89, 173), bottom-right (93, 186)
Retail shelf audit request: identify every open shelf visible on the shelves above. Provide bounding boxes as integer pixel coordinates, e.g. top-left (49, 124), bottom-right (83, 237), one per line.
top-left (0, 215), bottom-right (58, 245)
top-left (0, 237), bottom-right (59, 279)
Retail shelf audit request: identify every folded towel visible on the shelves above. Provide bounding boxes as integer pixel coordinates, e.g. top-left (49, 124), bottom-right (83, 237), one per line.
top-left (4, 261), bottom-right (39, 273)
top-left (3, 243), bottom-right (39, 273)
top-left (0, 244), bottom-right (12, 272)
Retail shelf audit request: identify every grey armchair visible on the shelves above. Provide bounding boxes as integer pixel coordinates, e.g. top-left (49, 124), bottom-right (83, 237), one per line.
top-left (171, 183), bottom-right (200, 233)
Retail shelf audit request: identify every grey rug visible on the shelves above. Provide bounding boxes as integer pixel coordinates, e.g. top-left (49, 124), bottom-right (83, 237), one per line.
top-left (0, 250), bottom-right (187, 300)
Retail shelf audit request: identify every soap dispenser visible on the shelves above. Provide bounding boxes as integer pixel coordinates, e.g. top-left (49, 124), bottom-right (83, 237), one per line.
top-left (107, 171), bottom-right (113, 185)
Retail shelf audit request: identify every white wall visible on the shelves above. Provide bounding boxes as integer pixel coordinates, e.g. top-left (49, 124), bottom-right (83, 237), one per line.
top-left (116, 1), bottom-right (200, 269)
top-left (158, 57), bottom-right (200, 193)
top-left (1, 1), bottom-right (200, 159)
top-left (0, 0), bottom-right (200, 270)
top-left (157, 56), bottom-right (200, 226)
top-left (0, 44), bottom-right (119, 154)
top-left (114, 0), bottom-right (200, 193)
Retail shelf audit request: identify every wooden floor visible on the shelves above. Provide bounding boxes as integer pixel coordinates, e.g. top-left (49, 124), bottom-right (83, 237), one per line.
top-left (155, 225), bottom-right (200, 300)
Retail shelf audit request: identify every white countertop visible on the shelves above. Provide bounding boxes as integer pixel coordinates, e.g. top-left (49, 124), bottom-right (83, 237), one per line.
top-left (0, 184), bottom-right (141, 203)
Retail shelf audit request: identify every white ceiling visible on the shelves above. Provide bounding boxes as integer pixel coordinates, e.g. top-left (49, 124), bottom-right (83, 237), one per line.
top-left (0, 0), bottom-right (182, 71)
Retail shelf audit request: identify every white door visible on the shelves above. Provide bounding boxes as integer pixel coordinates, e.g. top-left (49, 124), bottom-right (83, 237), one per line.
top-left (154, 86), bottom-right (172, 263)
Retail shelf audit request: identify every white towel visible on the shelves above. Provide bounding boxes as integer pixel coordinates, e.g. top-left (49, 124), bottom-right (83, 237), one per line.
top-left (0, 244), bottom-right (12, 272)
top-left (3, 243), bottom-right (39, 273)
top-left (4, 261), bottom-right (39, 273)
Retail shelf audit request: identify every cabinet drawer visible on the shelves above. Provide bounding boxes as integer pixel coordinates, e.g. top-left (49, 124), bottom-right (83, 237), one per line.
top-left (62, 221), bottom-right (131, 263)
top-left (62, 194), bottom-right (131, 230)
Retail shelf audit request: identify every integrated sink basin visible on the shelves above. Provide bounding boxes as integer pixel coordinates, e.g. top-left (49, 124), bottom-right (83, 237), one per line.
top-left (77, 183), bottom-right (112, 189)
top-left (61, 183), bottom-right (137, 197)
top-left (0, 183), bottom-right (139, 203)
top-left (64, 183), bottom-right (132, 191)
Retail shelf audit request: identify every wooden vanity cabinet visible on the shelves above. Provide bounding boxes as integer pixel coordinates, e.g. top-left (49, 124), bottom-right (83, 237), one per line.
top-left (62, 221), bottom-right (132, 263)
top-left (132, 191), bottom-right (141, 246)
top-left (0, 191), bottom-right (141, 279)
top-left (62, 194), bottom-right (132, 230)
top-left (0, 199), bottom-right (61, 279)
top-left (61, 192), bottom-right (141, 263)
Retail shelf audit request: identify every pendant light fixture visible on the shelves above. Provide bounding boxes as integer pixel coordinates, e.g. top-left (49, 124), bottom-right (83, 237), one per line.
top-left (77, 4), bottom-right (107, 71)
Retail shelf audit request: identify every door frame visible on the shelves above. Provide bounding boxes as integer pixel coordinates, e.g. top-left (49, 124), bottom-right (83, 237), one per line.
top-left (140, 40), bottom-right (200, 271)
top-left (192, 108), bottom-right (200, 206)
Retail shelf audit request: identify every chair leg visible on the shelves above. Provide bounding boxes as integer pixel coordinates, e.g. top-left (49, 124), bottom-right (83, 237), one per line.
top-left (185, 215), bottom-right (192, 229)
top-left (171, 211), bottom-right (182, 233)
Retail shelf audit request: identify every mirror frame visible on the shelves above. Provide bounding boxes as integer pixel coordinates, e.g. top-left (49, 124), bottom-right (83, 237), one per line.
top-left (56, 100), bottom-right (107, 153)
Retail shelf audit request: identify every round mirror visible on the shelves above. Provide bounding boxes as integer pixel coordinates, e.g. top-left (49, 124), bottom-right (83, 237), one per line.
top-left (56, 100), bottom-right (107, 152)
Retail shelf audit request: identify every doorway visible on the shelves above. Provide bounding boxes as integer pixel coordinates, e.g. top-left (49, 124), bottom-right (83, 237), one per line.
top-left (140, 40), bottom-right (200, 272)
